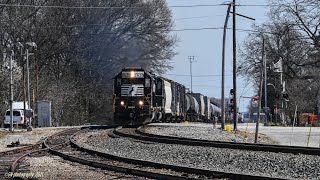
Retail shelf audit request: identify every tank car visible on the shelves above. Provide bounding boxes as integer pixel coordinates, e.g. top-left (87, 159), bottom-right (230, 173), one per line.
top-left (186, 94), bottom-right (199, 121)
top-left (210, 103), bottom-right (221, 123)
top-left (204, 96), bottom-right (211, 122)
top-left (187, 93), bottom-right (206, 121)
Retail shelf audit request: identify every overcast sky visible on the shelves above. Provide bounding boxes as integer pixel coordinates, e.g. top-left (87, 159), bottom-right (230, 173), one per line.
top-left (165, 0), bottom-right (269, 112)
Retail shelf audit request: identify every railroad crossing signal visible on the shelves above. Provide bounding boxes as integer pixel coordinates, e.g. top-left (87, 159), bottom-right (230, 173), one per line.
top-left (229, 98), bottom-right (234, 112)
top-left (252, 96), bottom-right (259, 107)
top-left (230, 89), bottom-right (234, 96)
top-left (229, 89), bottom-right (234, 111)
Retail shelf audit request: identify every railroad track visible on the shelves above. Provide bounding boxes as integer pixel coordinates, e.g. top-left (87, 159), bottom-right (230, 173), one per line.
top-left (113, 126), bottom-right (320, 156)
top-left (0, 142), bottom-right (43, 179)
top-left (0, 125), bottom-right (296, 179)
top-left (111, 126), bottom-right (320, 179)
top-left (78, 126), bottom-right (285, 180)
top-left (44, 126), bottom-right (223, 179)
top-left (0, 128), bottom-right (82, 180)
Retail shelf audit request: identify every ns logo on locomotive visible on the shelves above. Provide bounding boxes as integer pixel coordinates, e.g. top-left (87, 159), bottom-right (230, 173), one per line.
top-left (113, 67), bottom-right (221, 125)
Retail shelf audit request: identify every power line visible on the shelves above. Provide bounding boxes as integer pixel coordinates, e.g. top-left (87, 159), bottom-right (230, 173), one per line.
top-left (192, 85), bottom-right (247, 88)
top-left (0, 3), bottom-right (317, 9)
top-left (175, 16), bottom-right (210, 21)
top-left (1, 25), bottom-right (279, 38)
top-left (0, 3), bottom-right (228, 9)
top-left (167, 74), bottom-right (232, 77)
top-left (236, 3), bottom-right (319, 7)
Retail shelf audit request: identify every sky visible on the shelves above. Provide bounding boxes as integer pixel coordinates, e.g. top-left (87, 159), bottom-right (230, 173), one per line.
top-left (165, 0), bottom-right (269, 112)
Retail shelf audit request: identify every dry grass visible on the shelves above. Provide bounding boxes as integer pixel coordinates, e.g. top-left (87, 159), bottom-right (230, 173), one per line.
top-left (233, 130), bottom-right (279, 144)
top-left (0, 131), bottom-right (9, 139)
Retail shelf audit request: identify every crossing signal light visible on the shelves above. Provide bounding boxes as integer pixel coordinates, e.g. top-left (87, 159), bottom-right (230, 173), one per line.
top-left (229, 98), bottom-right (234, 111)
top-left (252, 96), bottom-right (259, 102)
top-left (230, 98), bottom-right (234, 105)
top-left (230, 89), bottom-right (234, 96)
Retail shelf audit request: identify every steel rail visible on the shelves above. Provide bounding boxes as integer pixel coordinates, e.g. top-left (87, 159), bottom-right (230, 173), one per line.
top-left (10, 147), bottom-right (48, 173)
top-left (10, 128), bottom-right (80, 174)
top-left (70, 127), bottom-right (284, 180)
top-left (0, 143), bottom-right (41, 156)
top-left (44, 126), bottom-right (208, 180)
top-left (113, 126), bottom-right (320, 156)
top-left (0, 142), bottom-right (43, 178)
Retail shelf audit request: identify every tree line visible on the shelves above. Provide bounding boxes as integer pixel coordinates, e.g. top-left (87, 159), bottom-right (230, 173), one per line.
top-left (0, 0), bottom-right (176, 126)
top-left (238, 0), bottom-right (320, 124)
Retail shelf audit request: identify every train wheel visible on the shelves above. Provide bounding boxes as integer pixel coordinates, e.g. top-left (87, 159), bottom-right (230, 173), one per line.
top-left (175, 116), bottom-right (179, 123)
top-left (165, 115), bottom-right (171, 123)
top-left (169, 116), bottom-right (175, 123)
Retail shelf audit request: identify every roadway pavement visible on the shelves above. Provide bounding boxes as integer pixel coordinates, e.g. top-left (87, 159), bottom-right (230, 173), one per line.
top-left (236, 123), bottom-right (320, 148)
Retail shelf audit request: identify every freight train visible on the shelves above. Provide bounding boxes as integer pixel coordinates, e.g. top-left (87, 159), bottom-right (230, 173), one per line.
top-left (113, 67), bottom-right (221, 125)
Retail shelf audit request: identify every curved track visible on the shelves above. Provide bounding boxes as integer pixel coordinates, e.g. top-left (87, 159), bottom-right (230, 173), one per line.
top-left (44, 126), bottom-right (218, 179)
top-left (0, 128), bottom-right (77, 179)
top-left (112, 126), bottom-right (320, 179)
top-left (108, 126), bottom-right (284, 180)
top-left (0, 143), bottom-right (43, 179)
top-left (113, 126), bottom-right (320, 156)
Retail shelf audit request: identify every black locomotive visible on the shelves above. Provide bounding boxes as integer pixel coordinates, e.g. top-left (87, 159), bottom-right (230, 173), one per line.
top-left (113, 67), bottom-right (221, 125)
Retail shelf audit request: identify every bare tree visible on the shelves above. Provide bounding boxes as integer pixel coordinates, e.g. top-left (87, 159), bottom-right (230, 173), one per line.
top-left (0, 0), bottom-right (176, 125)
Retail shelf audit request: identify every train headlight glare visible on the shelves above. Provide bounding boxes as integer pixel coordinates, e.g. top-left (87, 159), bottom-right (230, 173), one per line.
top-left (120, 101), bottom-right (125, 106)
top-left (130, 71), bottom-right (135, 78)
top-left (139, 100), bottom-right (143, 106)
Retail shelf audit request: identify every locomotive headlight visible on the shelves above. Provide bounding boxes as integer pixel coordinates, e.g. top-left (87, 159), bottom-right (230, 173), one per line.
top-left (120, 101), bottom-right (125, 106)
top-left (130, 71), bottom-right (135, 78)
top-left (139, 100), bottom-right (143, 106)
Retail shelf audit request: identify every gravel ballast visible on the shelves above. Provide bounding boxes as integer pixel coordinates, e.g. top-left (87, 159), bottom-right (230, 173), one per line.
top-left (78, 128), bottom-right (320, 180)
top-left (143, 125), bottom-right (277, 144)
top-left (25, 156), bottom-right (145, 180)
top-left (0, 129), bottom-right (64, 152)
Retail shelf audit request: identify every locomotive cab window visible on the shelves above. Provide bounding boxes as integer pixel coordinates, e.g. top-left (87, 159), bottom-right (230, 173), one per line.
top-left (156, 79), bottom-right (162, 95)
top-left (117, 78), bottom-right (121, 86)
top-left (145, 78), bottom-right (150, 87)
top-left (122, 78), bottom-right (144, 84)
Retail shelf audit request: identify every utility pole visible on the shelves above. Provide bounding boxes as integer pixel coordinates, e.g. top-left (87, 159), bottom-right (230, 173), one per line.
top-left (221, 3), bottom-right (232, 130)
top-left (281, 62), bottom-right (285, 126)
top-left (221, 3), bottom-right (254, 131)
top-left (188, 56), bottom-right (195, 93)
top-left (22, 49), bottom-right (27, 128)
top-left (232, 0), bottom-right (237, 131)
top-left (255, 37), bottom-right (265, 143)
top-left (25, 42), bottom-right (37, 127)
top-left (9, 51), bottom-right (14, 132)
top-left (264, 37), bottom-right (268, 126)
top-left (35, 56), bottom-right (39, 128)
top-left (26, 48), bottom-right (31, 122)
